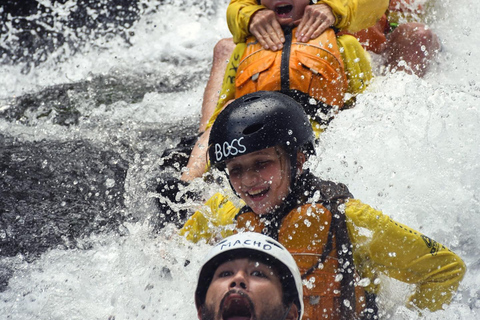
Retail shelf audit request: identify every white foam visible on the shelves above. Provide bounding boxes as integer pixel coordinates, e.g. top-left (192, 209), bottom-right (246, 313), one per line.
top-left (1, 0), bottom-right (479, 319)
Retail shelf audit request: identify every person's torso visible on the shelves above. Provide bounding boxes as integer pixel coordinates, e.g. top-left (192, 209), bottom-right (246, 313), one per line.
top-left (235, 201), bottom-right (370, 319)
top-left (235, 27), bottom-right (348, 126)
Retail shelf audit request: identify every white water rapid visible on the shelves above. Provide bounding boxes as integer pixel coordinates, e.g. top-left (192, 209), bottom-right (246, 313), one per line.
top-left (0, 0), bottom-right (479, 319)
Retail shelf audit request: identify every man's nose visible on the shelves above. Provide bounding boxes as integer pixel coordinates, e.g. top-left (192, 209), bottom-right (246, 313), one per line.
top-left (242, 168), bottom-right (260, 187)
top-left (229, 271), bottom-right (247, 290)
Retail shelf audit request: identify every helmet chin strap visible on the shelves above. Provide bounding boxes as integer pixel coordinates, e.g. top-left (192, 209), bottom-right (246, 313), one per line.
top-left (288, 151), bottom-right (301, 191)
top-left (280, 303), bottom-right (294, 320)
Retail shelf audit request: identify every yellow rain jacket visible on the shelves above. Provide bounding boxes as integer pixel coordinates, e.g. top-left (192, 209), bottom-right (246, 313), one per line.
top-left (227, 0), bottom-right (390, 44)
top-left (181, 175), bottom-right (466, 313)
top-left (207, 0), bottom-right (388, 130)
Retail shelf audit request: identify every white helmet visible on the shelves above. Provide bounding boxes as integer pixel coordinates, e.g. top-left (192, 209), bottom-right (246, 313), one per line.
top-left (195, 232), bottom-right (304, 320)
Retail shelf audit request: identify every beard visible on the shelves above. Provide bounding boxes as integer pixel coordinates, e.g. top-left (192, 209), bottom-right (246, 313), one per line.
top-left (199, 294), bottom-right (290, 320)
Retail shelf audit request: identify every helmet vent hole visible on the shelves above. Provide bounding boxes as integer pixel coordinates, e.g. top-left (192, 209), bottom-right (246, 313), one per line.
top-left (243, 123), bottom-right (264, 135)
top-left (243, 96), bottom-right (261, 103)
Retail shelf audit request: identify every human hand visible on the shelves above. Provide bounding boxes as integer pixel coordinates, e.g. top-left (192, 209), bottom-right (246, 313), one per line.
top-left (249, 9), bottom-right (285, 51)
top-left (295, 4), bottom-right (335, 43)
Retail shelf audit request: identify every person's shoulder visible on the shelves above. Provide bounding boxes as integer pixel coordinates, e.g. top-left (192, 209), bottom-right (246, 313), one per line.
top-left (303, 171), bottom-right (353, 201)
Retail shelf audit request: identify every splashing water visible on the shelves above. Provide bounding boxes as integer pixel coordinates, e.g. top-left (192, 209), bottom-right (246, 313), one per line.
top-left (1, 0), bottom-right (479, 319)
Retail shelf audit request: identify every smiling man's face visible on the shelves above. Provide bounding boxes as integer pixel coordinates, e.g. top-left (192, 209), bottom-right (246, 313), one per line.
top-left (200, 258), bottom-right (288, 320)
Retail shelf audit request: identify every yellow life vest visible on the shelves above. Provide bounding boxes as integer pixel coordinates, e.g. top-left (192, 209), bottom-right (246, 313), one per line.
top-left (235, 27), bottom-right (348, 125)
top-left (236, 203), bottom-right (368, 320)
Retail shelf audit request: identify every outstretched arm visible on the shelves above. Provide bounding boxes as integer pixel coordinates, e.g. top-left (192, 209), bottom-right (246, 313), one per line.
top-left (227, 0), bottom-right (334, 49)
top-left (227, 0), bottom-right (389, 44)
top-left (345, 199), bottom-right (466, 311)
top-left (180, 192), bottom-right (242, 243)
top-left (227, 0), bottom-right (266, 44)
top-left (319, 0), bottom-right (389, 32)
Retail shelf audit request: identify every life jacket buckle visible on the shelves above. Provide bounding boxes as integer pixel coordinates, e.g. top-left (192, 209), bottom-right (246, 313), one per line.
top-left (309, 296), bottom-right (321, 305)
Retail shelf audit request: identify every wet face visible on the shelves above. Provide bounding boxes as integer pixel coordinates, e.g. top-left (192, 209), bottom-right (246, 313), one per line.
top-left (261, 0), bottom-right (310, 26)
top-left (226, 147), bottom-right (291, 216)
top-left (200, 258), bottom-right (288, 320)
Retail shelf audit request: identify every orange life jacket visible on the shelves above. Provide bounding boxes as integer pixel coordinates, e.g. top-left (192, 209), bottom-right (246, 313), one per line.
top-left (235, 203), bottom-right (368, 320)
top-left (235, 27), bottom-right (347, 124)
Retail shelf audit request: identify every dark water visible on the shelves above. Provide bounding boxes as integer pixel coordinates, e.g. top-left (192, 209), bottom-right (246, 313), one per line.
top-left (0, 0), bottom-right (213, 289)
top-left (1, 135), bottom-right (128, 258)
top-left (1, 0), bottom-right (139, 73)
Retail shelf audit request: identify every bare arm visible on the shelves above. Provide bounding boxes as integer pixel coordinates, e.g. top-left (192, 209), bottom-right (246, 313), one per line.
top-left (249, 4), bottom-right (335, 49)
top-left (227, 1), bottom-right (336, 50)
top-left (227, 0), bottom-right (389, 45)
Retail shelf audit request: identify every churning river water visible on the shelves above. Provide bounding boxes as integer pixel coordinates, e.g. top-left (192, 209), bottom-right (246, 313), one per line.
top-left (0, 0), bottom-right (479, 319)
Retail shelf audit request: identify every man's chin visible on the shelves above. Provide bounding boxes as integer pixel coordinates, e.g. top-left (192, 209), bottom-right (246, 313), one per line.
top-left (278, 18), bottom-right (303, 29)
top-left (277, 17), bottom-right (294, 27)
top-left (248, 203), bottom-right (272, 216)
top-left (248, 199), bottom-right (282, 216)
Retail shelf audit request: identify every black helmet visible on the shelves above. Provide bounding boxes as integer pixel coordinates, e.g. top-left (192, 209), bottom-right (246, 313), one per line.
top-left (208, 91), bottom-right (315, 170)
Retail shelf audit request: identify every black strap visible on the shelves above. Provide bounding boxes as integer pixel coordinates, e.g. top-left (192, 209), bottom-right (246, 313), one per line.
top-left (301, 216), bottom-right (335, 279)
top-left (280, 27), bottom-right (293, 94)
top-left (361, 292), bottom-right (379, 320)
top-left (331, 200), bottom-right (357, 320)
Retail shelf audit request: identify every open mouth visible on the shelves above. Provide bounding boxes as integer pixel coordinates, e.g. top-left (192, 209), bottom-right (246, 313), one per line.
top-left (221, 294), bottom-right (253, 320)
top-left (246, 187), bottom-right (270, 199)
top-left (274, 4), bottom-right (293, 17)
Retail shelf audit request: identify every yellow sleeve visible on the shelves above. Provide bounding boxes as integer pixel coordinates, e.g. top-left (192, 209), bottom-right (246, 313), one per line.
top-left (227, 0), bottom-right (265, 44)
top-left (179, 192), bottom-right (243, 243)
top-left (321, 0), bottom-right (389, 32)
top-left (227, 0), bottom-right (389, 43)
top-left (345, 199), bottom-right (466, 311)
top-left (337, 34), bottom-right (373, 97)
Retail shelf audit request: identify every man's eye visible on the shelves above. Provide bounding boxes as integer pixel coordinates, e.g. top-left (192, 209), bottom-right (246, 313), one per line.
top-left (218, 271), bottom-right (233, 278)
top-left (251, 270), bottom-right (267, 278)
top-left (254, 161), bottom-right (271, 171)
top-left (228, 167), bottom-right (242, 176)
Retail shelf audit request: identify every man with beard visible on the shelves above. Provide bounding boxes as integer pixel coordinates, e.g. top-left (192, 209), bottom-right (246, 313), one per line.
top-left (195, 232), bottom-right (303, 320)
